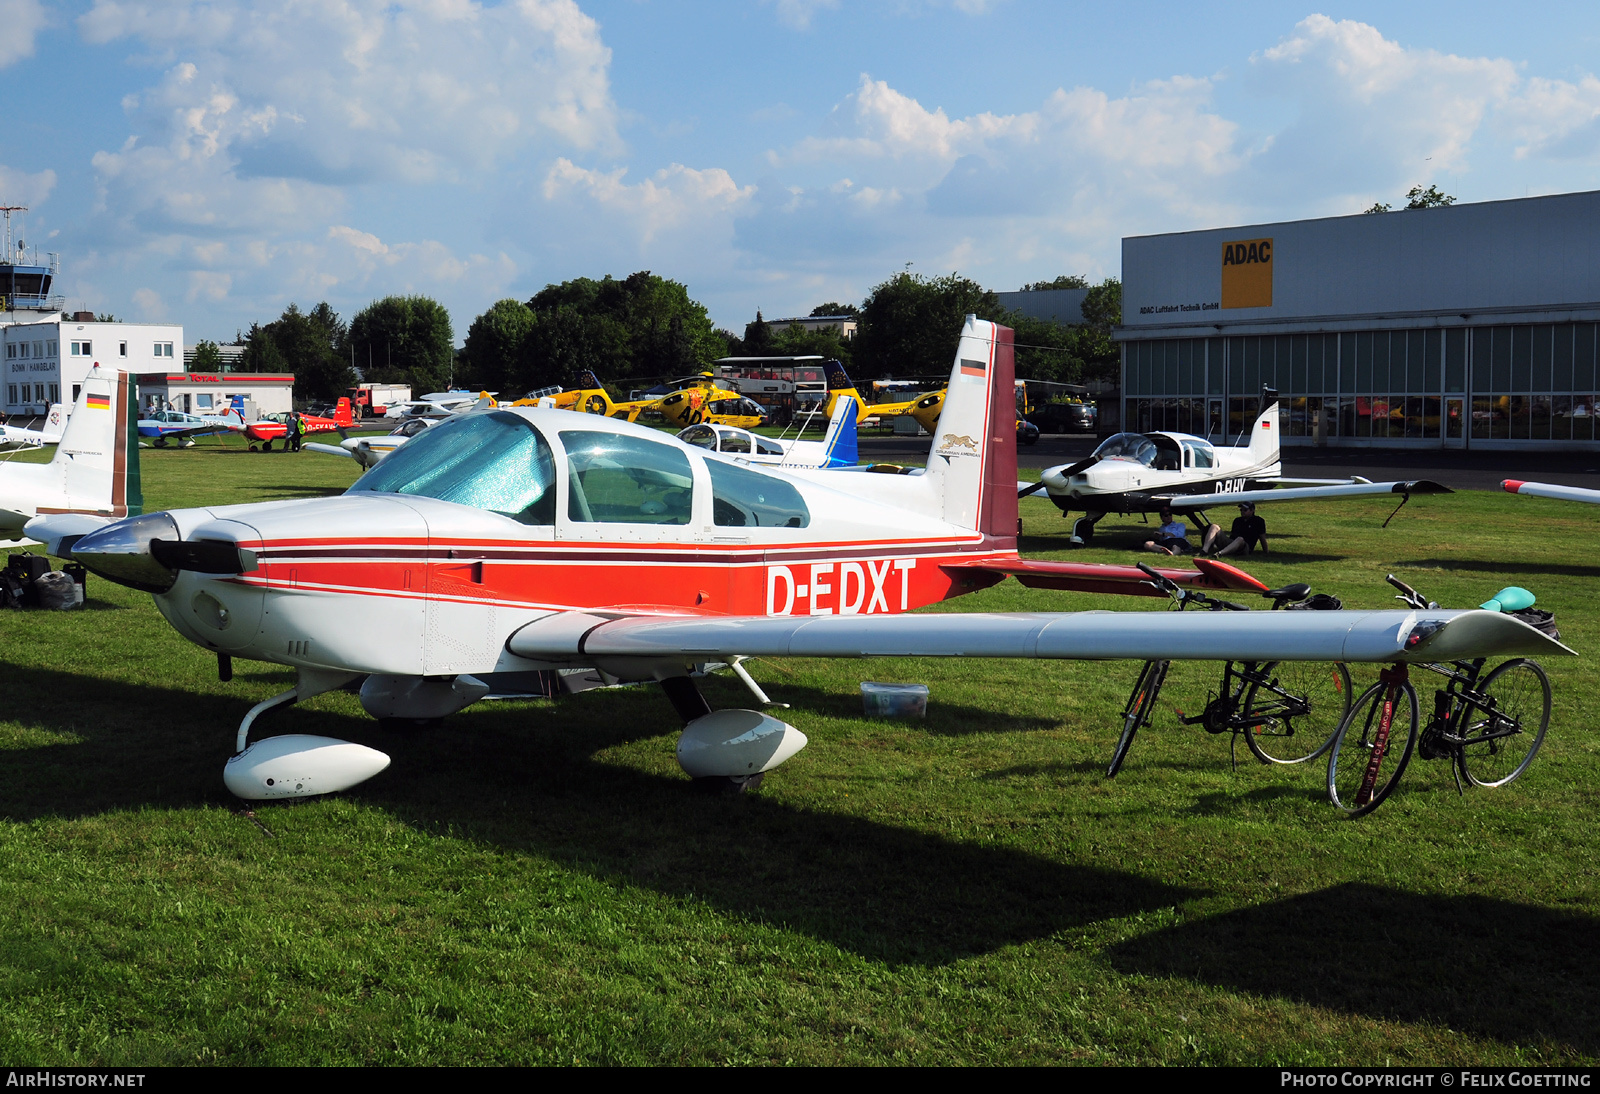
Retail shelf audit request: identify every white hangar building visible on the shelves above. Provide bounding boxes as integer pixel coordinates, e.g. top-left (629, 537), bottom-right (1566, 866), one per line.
top-left (1118, 190), bottom-right (1600, 450)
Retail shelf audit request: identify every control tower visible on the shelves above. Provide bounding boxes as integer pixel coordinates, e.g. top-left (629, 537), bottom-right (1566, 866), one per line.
top-left (1, 206), bottom-right (63, 313)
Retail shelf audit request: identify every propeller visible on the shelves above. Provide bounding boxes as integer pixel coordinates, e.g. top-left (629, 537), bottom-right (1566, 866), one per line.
top-left (68, 512), bottom-right (256, 593)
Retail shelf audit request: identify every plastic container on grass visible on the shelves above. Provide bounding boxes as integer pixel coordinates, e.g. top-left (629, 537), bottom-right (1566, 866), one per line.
top-left (860, 682), bottom-right (928, 718)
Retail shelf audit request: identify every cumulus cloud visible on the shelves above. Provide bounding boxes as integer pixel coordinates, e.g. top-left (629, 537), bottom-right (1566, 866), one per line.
top-left (1502, 75), bottom-right (1600, 160)
top-left (80, 0), bottom-right (616, 185)
top-left (1248, 15), bottom-right (1519, 204)
top-left (0, 0), bottom-right (48, 69)
top-left (72, 0), bottom-right (617, 335)
top-left (0, 163), bottom-right (58, 209)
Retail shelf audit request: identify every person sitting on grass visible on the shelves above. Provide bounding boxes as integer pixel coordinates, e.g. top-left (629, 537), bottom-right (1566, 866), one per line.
top-left (1142, 506), bottom-right (1193, 555)
top-left (1203, 501), bottom-right (1268, 557)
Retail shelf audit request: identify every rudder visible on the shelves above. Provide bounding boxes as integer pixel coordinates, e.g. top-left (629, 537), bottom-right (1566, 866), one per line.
top-left (921, 317), bottom-right (1017, 542)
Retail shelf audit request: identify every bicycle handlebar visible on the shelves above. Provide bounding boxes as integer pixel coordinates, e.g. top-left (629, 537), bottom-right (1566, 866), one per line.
top-left (1386, 573), bottom-right (1429, 610)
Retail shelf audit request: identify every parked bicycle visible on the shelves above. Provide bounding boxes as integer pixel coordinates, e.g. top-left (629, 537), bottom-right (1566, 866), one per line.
top-left (1109, 565), bottom-right (1353, 776)
top-left (1325, 575), bottom-right (1553, 817)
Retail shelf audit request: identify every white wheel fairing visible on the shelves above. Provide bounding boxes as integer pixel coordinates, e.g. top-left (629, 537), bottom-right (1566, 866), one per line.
top-left (676, 709), bottom-right (808, 777)
top-left (223, 734), bottom-right (391, 800)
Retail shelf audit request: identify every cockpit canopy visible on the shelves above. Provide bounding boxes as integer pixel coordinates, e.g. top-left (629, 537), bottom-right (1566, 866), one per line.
top-left (1090, 431), bottom-right (1214, 472)
top-left (349, 410), bottom-right (809, 529)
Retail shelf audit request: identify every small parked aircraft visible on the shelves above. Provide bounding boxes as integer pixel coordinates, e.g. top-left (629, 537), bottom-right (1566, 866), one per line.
top-left (677, 396), bottom-right (859, 469)
top-left (384, 391), bottom-right (492, 420)
top-left (39, 324), bottom-right (1561, 802)
top-left (0, 403), bottom-right (66, 452)
top-left (245, 399), bottom-right (355, 451)
top-left (1027, 395), bottom-right (1452, 543)
top-left (2, 367), bottom-right (140, 541)
top-left (138, 407), bottom-right (246, 447)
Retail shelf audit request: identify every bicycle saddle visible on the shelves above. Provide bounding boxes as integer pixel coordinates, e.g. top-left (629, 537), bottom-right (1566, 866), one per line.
top-left (1263, 583), bottom-right (1312, 602)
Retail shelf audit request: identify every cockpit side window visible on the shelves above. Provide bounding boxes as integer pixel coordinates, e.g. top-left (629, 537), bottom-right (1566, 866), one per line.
top-left (715, 428), bottom-right (752, 454)
top-left (1187, 440), bottom-right (1216, 469)
top-left (754, 436), bottom-right (785, 456)
top-left (562, 431), bottom-right (694, 525)
top-left (680, 424), bottom-right (717, 449)
top-left (707, 459), bottom-right (809, 528)
top-left (350, 410), bottom-right (557, 524)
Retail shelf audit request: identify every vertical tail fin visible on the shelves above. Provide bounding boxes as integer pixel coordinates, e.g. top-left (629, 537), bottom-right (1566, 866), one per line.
top-left (921, 317), bottom-right (1017, 541)
top-left (1246, 400), bottom-right (1281, 469)
top-left (818, 395), bottom-right (859, 468)
top-left (49, 367), bottom-right (140, 517)
top-left (822, 361), bottom-right (866, 423)
top-left (334, 398), bottom-right (354, 427)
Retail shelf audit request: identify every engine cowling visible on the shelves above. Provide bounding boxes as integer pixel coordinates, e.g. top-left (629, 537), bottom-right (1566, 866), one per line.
top-left (676, 709), bottom-right (808, 778)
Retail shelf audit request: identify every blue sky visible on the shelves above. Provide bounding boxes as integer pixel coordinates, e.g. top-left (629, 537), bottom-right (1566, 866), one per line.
top-left (4, 1), bottom-right (1600, 343)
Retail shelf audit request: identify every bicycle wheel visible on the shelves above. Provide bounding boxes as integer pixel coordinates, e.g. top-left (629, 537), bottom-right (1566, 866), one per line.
top-left (1109, 659), bottom-right (1169, 778)
top-left (1458, 659), bottom-right (1551, 788)
top-left (1243, 661), bottom-right (1353, 765)
top-left (1327, 678), bottom-right (1419, 816)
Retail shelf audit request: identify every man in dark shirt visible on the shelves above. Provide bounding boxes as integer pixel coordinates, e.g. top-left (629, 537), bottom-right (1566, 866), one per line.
top-left (1203, 502), bottom-right (1268, 556)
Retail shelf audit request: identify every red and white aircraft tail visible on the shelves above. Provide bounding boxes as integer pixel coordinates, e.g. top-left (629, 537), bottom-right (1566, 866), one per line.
top-left (920, 316), bottom-right (1019, 542)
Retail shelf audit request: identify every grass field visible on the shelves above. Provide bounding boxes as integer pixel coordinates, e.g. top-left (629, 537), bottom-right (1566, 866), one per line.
top-left (1, 438), bottom-right (1597, 1065)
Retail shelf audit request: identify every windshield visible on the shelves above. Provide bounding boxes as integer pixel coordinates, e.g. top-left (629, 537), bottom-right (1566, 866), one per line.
top-left (1091, 432), bottom-right (1158, 467)
top-left (349, 411), bottom-right (557, 524)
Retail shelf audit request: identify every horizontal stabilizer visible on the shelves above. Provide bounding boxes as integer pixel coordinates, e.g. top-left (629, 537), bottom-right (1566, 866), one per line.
top-left (1163, 480), bottom-right (1451, 509)
top-left (507, 607), bottom-right (1573, 666)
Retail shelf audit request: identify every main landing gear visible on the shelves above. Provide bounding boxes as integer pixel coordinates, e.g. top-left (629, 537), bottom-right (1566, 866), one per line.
top-left (658, 663), bottom-right (806, 794)
top-left (1068, 512), bottom-right (1103, 546)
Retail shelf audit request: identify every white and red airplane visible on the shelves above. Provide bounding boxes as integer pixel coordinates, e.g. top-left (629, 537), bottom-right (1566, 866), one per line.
top-left (37, 322), bottom-right (1566, 800)
top-left (2, 367), bottom-right (140, 541)
top-left (1029, 397), bottom-right (1452, 544)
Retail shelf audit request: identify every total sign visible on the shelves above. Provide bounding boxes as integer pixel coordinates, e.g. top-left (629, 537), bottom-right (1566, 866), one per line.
top-left (766, 558), bottom-right (919, 615)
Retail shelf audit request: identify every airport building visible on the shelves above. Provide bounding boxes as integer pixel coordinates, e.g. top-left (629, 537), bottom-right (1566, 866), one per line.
top-left (2, 312), bottom-right (184, 416)
top-left (1118, 190), bottom-right (1600, 449)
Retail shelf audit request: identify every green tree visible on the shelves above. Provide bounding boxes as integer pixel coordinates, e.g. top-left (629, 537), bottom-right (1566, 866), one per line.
top-left (741, 310), bottom-right (776, 357)
top-left (348, 295), bottom-right (455, 395)
top-left (809, 302), bottom-right (860, 317)
top-left (1021, 275), bottom-right (1089, 291)
top-left (462, 299), bottom-right (538, 393)
top-left (239, 322), bottom-right (288, 373)
top-left (853, 271), bottom-right (1002, 378)
top-left (1405, 183), bottom-right (1455, 209)
top-left (1074, 277), bottom-right (1122, 385)
top-left (190, 340), bottom-right (223, 372)
top-left (1366, 183), bottom-right (1455, 214)
top-left (512, 271), bottom-right (721, 390)
top-left (772, 322), bottom-right (854, 370)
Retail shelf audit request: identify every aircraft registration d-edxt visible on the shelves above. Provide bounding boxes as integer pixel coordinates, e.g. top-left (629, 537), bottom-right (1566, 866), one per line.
top-left (40, 320), bottom-right (1567, 801)
top-left (1027, 396), bottom-right (1453, 543)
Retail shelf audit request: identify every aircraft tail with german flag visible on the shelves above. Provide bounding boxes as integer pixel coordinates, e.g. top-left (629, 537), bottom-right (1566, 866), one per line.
top-left (6, 366), bottom-right (142, 543)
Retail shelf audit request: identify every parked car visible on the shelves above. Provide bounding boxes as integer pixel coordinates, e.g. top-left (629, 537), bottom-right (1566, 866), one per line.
top-left (1027, 401), bottom-right (1098, 434)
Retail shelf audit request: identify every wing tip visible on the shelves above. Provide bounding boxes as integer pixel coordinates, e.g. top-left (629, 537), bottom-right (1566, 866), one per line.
top-left (1502, 479), bottom-right (1526, 494)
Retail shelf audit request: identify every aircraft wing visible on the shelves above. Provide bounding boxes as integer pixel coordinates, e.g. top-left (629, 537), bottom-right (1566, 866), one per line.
top-left (1502, 479), bottom-right (1600, 505)
top-left (941, 557), bottom-right (1269, 598)
top-left (1161, 480), bottom-right (1451, 509)
top-left (303, 441), bottom-right (355, 460)
top-left (506, 606), bottom-right (1572, 666)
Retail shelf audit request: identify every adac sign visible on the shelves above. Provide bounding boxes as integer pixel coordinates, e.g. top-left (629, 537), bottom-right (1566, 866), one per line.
top-left (1221, 237), bottom-right (1272, 309)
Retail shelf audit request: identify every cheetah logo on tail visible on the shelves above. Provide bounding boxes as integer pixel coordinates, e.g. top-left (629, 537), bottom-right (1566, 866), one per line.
top-left (939, 433), bottom-right (979, 455)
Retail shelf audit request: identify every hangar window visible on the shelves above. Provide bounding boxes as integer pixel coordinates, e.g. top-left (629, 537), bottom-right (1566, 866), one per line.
top-left (350, 410), bottom-right (557, 525)
top-left (561, 431), bottom-right (693, 525)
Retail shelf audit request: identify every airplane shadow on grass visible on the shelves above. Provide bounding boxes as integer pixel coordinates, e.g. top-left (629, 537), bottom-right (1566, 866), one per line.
top-left (1106, 881), bottom-right (1600, 1055)
top-left (0, 665), bottom-right (1196, 967)
top-left (1020, 530), bottom-right (1346, 565)
top-left (1395, 557), bottom-right (1600, 580)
